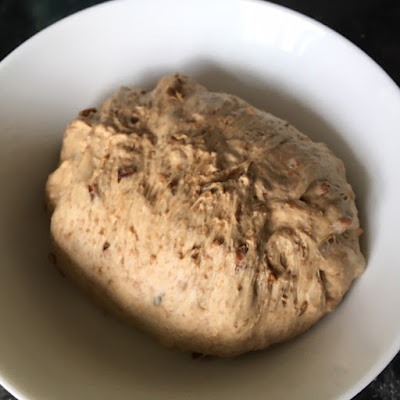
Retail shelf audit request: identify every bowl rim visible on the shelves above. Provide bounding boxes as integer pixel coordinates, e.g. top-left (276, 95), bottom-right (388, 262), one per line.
top-left (0, 1), bottom-right (399, 399)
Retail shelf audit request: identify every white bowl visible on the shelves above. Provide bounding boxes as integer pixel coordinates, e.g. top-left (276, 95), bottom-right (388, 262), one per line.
top-left (0, 1), bottom-right (399, 399)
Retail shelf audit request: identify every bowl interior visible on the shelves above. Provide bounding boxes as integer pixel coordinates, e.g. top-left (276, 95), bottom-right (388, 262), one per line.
top-left (0, 1), bottom-right (399, 399)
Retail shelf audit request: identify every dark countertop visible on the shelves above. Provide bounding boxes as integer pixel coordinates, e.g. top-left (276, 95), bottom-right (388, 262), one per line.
top-left (0, 1), bottom-right (399, 399)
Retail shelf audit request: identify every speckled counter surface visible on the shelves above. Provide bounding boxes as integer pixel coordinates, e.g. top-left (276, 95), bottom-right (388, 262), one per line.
top-left (0, 1), bottom-right (399, 399)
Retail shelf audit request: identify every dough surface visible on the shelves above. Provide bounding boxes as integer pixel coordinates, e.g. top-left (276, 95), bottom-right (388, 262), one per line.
top-left (46, 74), bottom-right (366, 356)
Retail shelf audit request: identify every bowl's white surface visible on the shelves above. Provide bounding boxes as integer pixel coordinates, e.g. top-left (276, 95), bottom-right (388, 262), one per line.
top-left (0, 1), bottom-right (399, 399)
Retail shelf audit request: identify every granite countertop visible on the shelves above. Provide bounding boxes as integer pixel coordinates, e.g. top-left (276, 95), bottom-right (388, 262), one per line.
top-left (0, 1), bottom-right (399, 399)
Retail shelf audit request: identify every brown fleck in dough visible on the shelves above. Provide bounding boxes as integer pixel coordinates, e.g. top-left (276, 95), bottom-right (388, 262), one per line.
top-left (45, 73), bottom-right (366, 357)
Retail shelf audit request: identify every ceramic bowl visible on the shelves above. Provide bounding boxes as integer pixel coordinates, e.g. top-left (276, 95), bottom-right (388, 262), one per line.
top-left (0, 1), bottom-right (399, 399)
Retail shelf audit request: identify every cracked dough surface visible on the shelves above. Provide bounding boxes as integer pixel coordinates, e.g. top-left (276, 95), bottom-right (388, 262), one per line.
top-left (46, 74), bottom-right (365, 357)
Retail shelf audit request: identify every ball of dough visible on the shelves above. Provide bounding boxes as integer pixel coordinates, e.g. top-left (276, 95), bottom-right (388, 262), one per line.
top-left (46, 74), bottom-right (365, 357)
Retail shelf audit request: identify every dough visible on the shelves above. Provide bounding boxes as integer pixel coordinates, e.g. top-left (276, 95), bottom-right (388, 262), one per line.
top-left (46, 74), bottom-right (365, 357)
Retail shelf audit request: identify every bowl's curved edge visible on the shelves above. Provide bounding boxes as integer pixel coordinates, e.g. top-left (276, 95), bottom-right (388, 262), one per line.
top-left (0, 0), bottom-right (114, 70)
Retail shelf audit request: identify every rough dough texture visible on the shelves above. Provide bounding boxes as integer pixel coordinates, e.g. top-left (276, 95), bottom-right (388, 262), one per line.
top-left (46, 74), bottom-right (366, 357)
